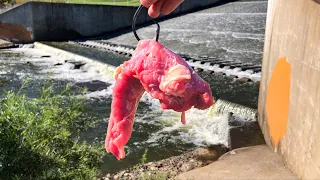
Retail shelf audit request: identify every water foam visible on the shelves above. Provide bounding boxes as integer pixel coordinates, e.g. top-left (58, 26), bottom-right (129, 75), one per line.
top-left (187, 61), bottom-right (261, 82)
top-left (142, 108), bottom-right (230, 148)
top-left (84, 83), bottom-right (114, 99)
top-left (131, 92), bottom-right (231, 148)
top-left (41, 63), bottom-right (112, 83)
top-left (220, 46), bottom-right (262, 55)
top-left (213, 99), bottom-right (257, 122)
top-left (232, 32), bottom-right (265, 40)
top-left (7, 48), bottom-right (115, 85)
top-left (86, 82), bottom-right (231, 148)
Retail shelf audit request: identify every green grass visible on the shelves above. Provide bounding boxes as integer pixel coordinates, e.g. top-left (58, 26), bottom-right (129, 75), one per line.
top-left (140, 148), bottom-right (149, 164)
top-left (0, 78), bottom-right (105, 179)
top-left (16, 0), bottom-right (140, 6)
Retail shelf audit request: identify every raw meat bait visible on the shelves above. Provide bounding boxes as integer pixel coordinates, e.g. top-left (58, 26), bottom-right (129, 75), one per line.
top-left (105, 5), bottom-right (214, 160)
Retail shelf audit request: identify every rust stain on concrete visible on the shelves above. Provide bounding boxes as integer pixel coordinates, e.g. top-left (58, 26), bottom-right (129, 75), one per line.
top-left (266, 57), bottom-right (291, 152)
top-left (0, 22), bottom-right (32, 43)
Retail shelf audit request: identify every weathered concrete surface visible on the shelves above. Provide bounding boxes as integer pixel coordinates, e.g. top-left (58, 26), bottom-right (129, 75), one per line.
top-left (0, 0), bottom-right (221, 43)
top-left (0, 39), bottom-right (14, 48)
top-left (258, 0), bottom-right (320, 179)
top-left (176, 145), bottom-right (297, 180)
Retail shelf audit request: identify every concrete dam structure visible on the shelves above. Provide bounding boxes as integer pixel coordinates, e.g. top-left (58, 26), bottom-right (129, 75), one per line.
top-left (0, 0), bottom-right (221, 43)
top-left (258, 0), bottom-right (320, 178)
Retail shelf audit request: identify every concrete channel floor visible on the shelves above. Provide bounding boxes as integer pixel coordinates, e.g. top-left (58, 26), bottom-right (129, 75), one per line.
top-left (176, 145), bottom-right (298, 180)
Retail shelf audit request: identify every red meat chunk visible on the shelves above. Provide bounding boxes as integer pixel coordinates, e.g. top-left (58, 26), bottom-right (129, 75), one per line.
top-left (105, 39), bottom-right (214, 160)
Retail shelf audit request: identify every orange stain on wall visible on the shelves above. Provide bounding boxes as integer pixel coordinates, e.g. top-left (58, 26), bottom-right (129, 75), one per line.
top-left (266, 57), bottom-right (291, 152)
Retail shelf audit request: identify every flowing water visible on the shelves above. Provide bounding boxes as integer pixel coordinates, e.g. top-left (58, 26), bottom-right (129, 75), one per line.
top-left (102, 1), bottom-right (267, 65)
top-left (0, 46), bottom-right (260, 174)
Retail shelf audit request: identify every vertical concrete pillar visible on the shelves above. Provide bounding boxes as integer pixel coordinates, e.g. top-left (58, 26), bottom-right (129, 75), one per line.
top-left (258, 0), bottom-right (320, 178)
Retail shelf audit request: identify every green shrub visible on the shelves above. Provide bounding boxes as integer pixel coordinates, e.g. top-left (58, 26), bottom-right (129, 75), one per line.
top-left (0, 79), bottom-right (105, 180)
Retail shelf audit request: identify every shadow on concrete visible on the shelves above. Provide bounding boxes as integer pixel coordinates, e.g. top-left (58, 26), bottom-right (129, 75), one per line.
top-left (229, 120), bottom-right (266, 150)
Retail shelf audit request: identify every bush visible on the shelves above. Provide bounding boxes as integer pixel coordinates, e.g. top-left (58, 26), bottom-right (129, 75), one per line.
top-left (0, 79), bottom-right (105, 180)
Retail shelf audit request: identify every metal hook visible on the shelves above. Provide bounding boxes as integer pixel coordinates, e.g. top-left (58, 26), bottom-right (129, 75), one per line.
top-left (132, 4), bottom-right (160, 42)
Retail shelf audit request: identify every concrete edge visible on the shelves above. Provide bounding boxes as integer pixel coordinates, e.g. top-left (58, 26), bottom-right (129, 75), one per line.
top-left (0, 2), bottom-right (27, 14)
top-left (33, 42), bottom-right (116, 79)
top-left (0, 38), bottom-right (17, 49)
top-left (176, 144), bottom-right (298, 180)
top-left (218, 144), bottom-right (267, 160)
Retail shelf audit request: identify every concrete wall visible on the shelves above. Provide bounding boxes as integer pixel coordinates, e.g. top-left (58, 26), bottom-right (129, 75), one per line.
top-left (258, 0), bottom-right (320, 179)
top-left (0, 0), bottom-right (220, 43)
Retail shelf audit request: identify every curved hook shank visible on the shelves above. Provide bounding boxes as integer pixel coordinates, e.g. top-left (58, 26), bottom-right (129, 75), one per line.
top-left (153, 19), bottom-right (160, 42)
top-left (132, 4), bottom-right (160, 42)
top-left (132, 4), bottom-right (143, 41)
